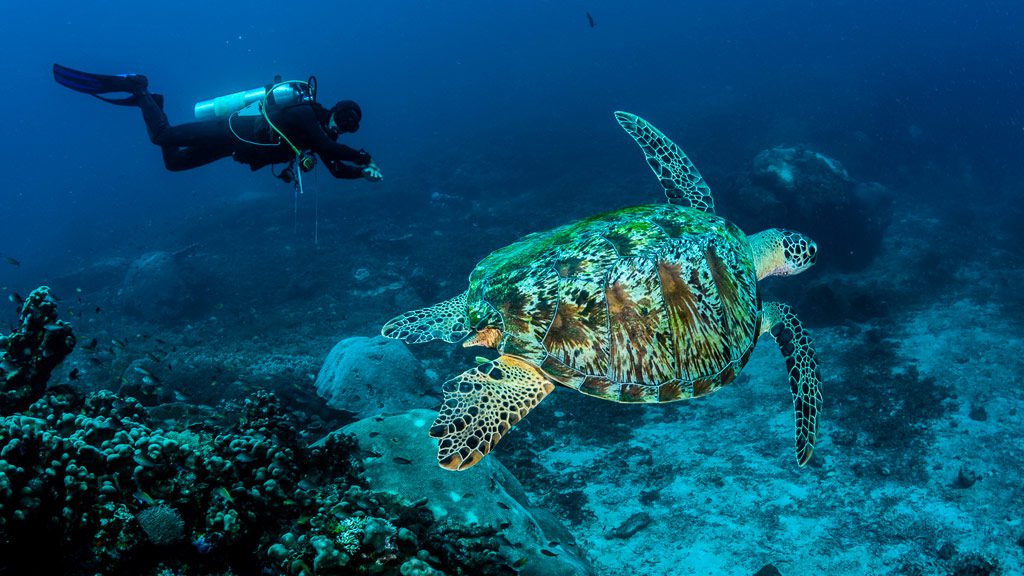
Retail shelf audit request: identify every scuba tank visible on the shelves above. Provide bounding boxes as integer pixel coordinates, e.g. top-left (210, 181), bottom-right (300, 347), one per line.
top-left (193, 77), bottom-right (312, 121)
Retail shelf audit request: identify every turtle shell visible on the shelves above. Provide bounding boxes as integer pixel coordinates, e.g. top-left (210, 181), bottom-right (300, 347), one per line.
top-left (466, 203), bottom-right (760, 403)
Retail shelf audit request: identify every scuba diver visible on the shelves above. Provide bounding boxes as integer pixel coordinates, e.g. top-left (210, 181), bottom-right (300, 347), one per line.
top-left (52, 64), bottom-right (383, 186)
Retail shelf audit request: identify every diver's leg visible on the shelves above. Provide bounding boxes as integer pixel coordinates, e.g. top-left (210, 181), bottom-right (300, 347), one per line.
top-left (134, 92), bottom-right (235, 171)
top-left (136, 90), bottom-right (172, 144)
top-left (161, 145), bottom-right (232, 172)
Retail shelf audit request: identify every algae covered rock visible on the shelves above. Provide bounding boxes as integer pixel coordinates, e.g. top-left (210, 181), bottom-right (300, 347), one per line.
top-left (337, 409), bottom-right (596, 576)
top-left (315, 336), bottom-right (429, 418)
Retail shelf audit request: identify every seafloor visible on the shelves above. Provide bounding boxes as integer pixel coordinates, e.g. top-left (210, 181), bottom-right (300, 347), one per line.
top-left (2, 141), bottom-right (1021, 574)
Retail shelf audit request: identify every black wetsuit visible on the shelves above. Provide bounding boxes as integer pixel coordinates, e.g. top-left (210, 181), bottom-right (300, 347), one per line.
top-left (137, 91), bottom-right (371, 178)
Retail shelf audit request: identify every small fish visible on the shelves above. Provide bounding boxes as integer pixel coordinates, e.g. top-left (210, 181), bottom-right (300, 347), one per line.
top-left (4, 256), bottom-right (19, 267)
top-left (133, 490), bottom-right (155, 505)
top-left (68, 368), bottom-right (80, 380)
top-left (586, 11), bottom-right (595, 28)
top-left (496, 501), bottom-right (510, 510)
top-left (146, 352), bottom-right (163, 363)
top-left (133, 453), bottom-right (157, 468)
top-left (43, 323), bottom-right (64, 331)
top-left (111, 338), bottom-right (127, 350)
top-left (393, 457), bottom-right (413, 465)
top-left (214, 486), bottom-right (234, 503)
top-left (89, 357), bottom-right (104, 366)
top-left (499, 521), bottom-right (511, 529)
top-left (83, 338), bottom-right (98, 351)
top-left (95, 306), bottom-right (102, 314)
top-left (9, 293), bottom-right (23, 306)
top-left (540, 549), bottom-right (558, 557)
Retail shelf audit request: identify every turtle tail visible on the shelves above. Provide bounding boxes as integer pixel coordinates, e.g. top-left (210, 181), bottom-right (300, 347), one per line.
top-left (381, 291), bottom-right (471, 344)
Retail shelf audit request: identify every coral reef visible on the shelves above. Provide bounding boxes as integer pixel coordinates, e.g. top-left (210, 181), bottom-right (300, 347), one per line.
top-left (1, 346), bottom-right (549, 574)
top-left (0, 286), bottom-right (75, 414)
top-left (315, 335), bottom-right (430, 418)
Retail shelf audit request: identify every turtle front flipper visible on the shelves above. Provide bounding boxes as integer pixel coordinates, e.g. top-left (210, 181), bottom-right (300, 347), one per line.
top-left (381, 291), bottom-right (471, 344)
top-left (431, 355), bottom-right (554, 471)
top-left (761, 302), bottom-right (822, 466)
top-left (614, 111), bottom-right (715, 213)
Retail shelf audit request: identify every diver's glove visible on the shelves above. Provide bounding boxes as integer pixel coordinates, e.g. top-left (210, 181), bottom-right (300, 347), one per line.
top-left (362, 162), bottom-right (383, 182)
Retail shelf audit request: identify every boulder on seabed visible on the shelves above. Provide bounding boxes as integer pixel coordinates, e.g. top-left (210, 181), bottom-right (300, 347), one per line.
top-left (732, 146), bottom-right (893, 272)
top-left (331, 409), bottom-right (596, 576)
top-left (120, 251), bottom-right (197, 323)
top-left (314, 335), bottom-right (430, 419)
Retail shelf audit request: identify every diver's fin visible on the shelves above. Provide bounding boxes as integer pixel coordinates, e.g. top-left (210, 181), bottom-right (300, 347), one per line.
top-left (53, 63), bottom-right (149, 106)
top-left (381, 291), bottom-right (471, 344)
top-left (430, 355), bottom-right (554, 470)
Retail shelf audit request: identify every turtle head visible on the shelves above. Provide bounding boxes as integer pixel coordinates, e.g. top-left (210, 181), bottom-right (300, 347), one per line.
top-left (750, 228), bottom-right (818, 280)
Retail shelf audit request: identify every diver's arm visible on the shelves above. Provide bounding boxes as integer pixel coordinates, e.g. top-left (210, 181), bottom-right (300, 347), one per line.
top-left (323, 159), bottom-right (367, 179)
top-left (283, 105), bottom-right (372, 164)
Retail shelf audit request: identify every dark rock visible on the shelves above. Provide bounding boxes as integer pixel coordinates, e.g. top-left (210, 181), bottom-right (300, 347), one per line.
top-left (953, 465), bottom-right (981, 489)
top-left (937, 542), bottom-right (957, 560)
top-left (968, 403), bottom-right (988, 421)
top-left (753, 564), bottom-right (783, 576)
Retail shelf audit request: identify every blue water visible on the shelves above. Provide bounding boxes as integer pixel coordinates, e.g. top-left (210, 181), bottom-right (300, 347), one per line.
top-left (1, 1), bottom-right (1022, 574)
top-left (1, 0), bottom-right (1020, 281)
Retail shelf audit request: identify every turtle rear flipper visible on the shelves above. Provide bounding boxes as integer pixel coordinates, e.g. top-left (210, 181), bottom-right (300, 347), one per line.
top-left (381, 291), bottom-right (470, 344)
top-left (762, 302), bottom-right (822, 466)
top-left (431, 355), bottom-right (554, 470)
top-left (614, 111), bottom-right (715, 213)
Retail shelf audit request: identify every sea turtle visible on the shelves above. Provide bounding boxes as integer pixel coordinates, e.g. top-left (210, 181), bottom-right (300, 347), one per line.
top-left (382, 112), bottom-right (822, 471)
